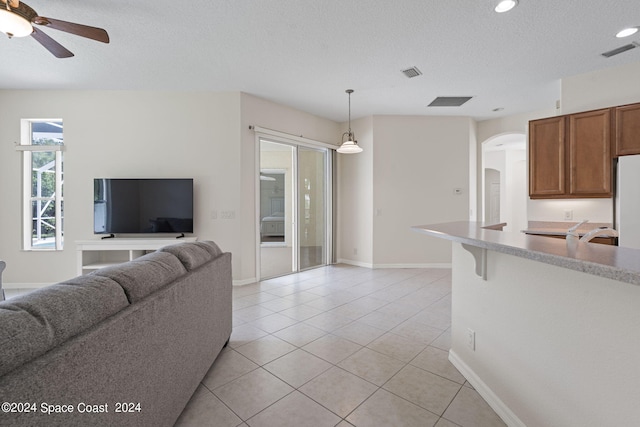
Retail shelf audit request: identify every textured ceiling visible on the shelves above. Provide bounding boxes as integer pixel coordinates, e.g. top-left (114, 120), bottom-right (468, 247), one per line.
top-left (1, 0), bottom-right (639, 122)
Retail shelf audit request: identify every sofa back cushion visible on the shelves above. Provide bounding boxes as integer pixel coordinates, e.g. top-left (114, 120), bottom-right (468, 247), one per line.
top-left (91, 251), bottom-right (186, 303)
top-left (0, 275), bottom-right (128, 377)
top-left (160, 241), bottom-right (222, 271)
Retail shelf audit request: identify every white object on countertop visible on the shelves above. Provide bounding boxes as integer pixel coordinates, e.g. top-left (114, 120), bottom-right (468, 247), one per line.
top-left (579, 227), bottom-right (619, 242)
top-left (566, 219), bottom-right (589, 242)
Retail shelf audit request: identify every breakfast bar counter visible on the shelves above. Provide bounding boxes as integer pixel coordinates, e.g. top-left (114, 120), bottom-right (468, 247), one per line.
top-left (411, 221), bottom-right (640, 285)
top-left (412, 221), bottom-right (640, 427)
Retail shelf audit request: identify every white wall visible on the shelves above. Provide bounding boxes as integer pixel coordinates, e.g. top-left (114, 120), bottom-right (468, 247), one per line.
top-left (505, 149), bottom-right (527, 231)
top-left (476, 108), bottom-right (556, 145)
top-left (561, 61), bottom-right (640, 114)
top-left (476, 109), bottom-right (555, 224)
top-left (371, 116), bottom-right (470, 267)
top-left (0, 90), bottom-right (241, 285)
top-left (0, 90), bottom-right (341, 286)
top-left (337, 116), bottom-right (374, 266)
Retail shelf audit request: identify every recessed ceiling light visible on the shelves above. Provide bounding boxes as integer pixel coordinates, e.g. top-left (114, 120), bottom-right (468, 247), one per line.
top-left (494, 0), bottom-right (518, 13)
top-left (616, 27), bottom-right (639, 38)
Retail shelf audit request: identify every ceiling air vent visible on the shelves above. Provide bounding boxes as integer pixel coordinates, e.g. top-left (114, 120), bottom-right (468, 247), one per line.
top-left (428, 96), bottom-right (473, 107)
top-left (401, 67), bottom-right (422, 78)
top-left (601, 43), bottom-right (637, 58)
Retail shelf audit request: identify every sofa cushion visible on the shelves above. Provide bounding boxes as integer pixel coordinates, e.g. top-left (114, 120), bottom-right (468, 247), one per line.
top-left (196, 241), bottom-right (223, 258)
top-left (92, 251), bottom-right (186, 303)
top-left (160, 241), bottom-right (218, 271)
top-left (0, 275), bottom-right (128, 377)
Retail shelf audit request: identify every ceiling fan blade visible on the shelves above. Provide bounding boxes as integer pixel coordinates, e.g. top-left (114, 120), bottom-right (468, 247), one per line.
top-left (33, 17), bottom-right (109, 43)
top-left (31, 27), bottom-right (74, 58)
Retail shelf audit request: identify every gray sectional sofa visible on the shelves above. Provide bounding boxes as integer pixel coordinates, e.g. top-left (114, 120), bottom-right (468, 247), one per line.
top-left (0, 240), bottom-right (232, 427)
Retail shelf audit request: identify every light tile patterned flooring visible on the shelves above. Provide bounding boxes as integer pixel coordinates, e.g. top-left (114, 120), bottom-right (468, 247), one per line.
top-left (175, 265), bottom-right (506, 427)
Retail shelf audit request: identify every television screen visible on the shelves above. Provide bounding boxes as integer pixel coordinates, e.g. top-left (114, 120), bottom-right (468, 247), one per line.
top-left (94, 178), bottom-right (193, 234)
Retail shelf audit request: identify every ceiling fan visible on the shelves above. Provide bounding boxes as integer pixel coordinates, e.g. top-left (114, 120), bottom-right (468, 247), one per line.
top-left (0, 0), bottom-right (109, 58)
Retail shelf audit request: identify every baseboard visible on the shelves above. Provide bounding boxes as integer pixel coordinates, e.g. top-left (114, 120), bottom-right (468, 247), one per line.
top-left (373, 263), bottom-right (452, 269)
top-left (336, 259), bottom-right (374, 268)
top-left (337, 260), bottom-right (452, 270)
top-left (448, 350), bottom-right (525, 427)
top-left (233, 278), bottom-right (257, 286)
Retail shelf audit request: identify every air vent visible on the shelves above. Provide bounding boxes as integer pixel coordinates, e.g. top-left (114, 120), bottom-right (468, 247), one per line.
top-left (601, 43), bottom-right (637, 58)
top-left (428, 96), bottom-right (473, 107)
top-left (401, 67), bottom-right (422, 78)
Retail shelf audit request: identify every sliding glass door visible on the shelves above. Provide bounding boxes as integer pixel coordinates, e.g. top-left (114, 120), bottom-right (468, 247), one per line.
top-left (298, 146), bottom-right (327, 270)
top-left (258, 138), bottom-right (330, 279)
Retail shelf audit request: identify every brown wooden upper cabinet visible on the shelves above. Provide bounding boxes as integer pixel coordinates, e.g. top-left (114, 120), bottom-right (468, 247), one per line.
top-left (615, 103), bottom-right (640, 156)
top-left (529, 108), bottom-right (612, 199)
top-left (529, 116), bottom-right (566, 197)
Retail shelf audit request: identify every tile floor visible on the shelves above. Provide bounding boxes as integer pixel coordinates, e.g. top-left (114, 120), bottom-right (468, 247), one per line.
top-left (175, 265), bottom-right (506, 427)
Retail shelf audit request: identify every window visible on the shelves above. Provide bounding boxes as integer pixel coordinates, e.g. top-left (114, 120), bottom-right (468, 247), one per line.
top-left (18, 120), bottom-right (64, 250)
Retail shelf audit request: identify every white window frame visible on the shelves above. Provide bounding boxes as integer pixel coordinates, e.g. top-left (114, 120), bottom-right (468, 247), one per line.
top-left (16, 119), bottom-right (65, 251)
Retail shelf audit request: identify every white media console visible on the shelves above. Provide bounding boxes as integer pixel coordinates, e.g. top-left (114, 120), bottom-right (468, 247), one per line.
top-left (76, 238), bottom-right (197, 276)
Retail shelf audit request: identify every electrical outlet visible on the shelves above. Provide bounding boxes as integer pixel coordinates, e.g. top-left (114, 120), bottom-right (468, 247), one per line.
top-left (564, 210), bottom-right (573, 220)
top-left (467, 328), bottom-right (476, 351)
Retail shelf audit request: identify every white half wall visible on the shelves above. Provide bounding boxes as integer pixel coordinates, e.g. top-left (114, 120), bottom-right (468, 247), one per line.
top-left (451, 242), bottom-right (640, 426)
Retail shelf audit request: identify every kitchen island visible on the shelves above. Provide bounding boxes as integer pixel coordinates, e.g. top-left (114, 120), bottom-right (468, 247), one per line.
top-left (412, 222), bottom-right (640, 427)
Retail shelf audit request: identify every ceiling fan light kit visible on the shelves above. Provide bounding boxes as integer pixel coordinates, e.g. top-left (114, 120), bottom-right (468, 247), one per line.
top-left (338, 89), bottom-right (363, 154)
top-left (0, 0), bottom-right (34, 37)
top-left (0, 0), bottom-right (109, 58)
top-left (494, 0), bottom-right (518, 13)
top-left (616, 27), bottom-right (638, 38)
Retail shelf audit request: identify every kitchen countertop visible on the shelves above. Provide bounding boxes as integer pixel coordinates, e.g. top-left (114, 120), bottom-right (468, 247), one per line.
top-left (411, 221), bottom-right (640, 286)
top-left (522, 221), bottom-right (617, 237)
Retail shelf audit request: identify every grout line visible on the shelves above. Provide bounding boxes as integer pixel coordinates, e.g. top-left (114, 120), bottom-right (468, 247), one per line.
top-left (212, 266), bottom-right (474, 426)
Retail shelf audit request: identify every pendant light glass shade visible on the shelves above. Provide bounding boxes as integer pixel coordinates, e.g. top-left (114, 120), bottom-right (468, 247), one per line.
top-left (338, 89), bottom-right (363, 154)
top-left (337, 137), bottom-right (362, 154)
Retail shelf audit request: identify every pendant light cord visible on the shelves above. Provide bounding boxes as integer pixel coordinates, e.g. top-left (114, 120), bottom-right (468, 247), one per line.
top-left (348, 91), bottom-right (351, 134)
top-left (346, 89), bottom-right (354, 137)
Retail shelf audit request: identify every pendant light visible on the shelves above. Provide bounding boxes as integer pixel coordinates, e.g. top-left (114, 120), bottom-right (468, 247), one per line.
top-left (337, 89), bottom-right (363, 154)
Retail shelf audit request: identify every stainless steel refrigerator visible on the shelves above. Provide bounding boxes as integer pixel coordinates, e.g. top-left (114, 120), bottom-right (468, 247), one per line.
top-left (615, 155), bottom-right (640, 249)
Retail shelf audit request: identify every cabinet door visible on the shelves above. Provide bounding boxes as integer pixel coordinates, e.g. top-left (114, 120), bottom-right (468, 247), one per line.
top-left (615, 103), bottom-right (640, 156)
top-left (568, 109), bottom-right (612, 197)
top-left (529, 116), bottom-right (566, 197)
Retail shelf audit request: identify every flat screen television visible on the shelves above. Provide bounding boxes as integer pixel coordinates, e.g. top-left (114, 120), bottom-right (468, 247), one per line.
top-left (94, 178), bottom-right (193, 235)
